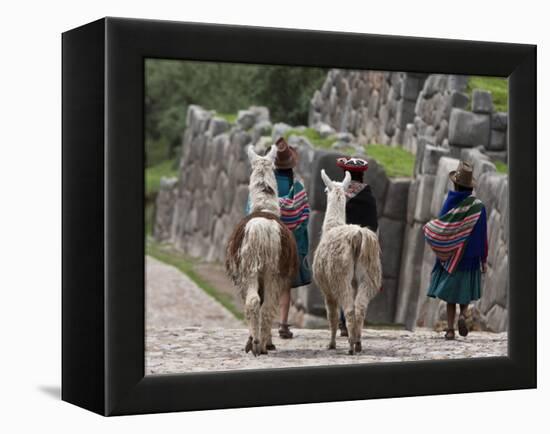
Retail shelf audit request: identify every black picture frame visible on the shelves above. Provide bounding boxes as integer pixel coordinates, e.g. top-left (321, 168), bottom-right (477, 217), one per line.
top-left (62, 17), bottom-right (536, 416)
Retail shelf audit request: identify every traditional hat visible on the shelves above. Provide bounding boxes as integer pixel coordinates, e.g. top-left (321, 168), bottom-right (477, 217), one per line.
top-left (274, 137), bottom-right (298, 169)
top-left (449, 160), bottom-right (475, 188)
top-left (336, 156), bottom-right (369, 172)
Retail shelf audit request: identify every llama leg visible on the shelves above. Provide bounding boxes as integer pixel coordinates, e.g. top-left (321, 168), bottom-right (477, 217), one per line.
top-left (354, 287), bottom-right (370, 353)
top-left (244, 278), bottom-right (261, 356)
top-left (259, 279), bottom-right (279, 354)
top-left (325, 298), bottom-right (338, 350)
top-left (341, 286), bottom-right (357, 355)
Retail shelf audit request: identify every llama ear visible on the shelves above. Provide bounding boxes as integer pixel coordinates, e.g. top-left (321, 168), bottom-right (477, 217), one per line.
top-left (247, 145), bottom-right (259, 164)
top-left (266, 144), bottom-right (277, 163)
top-left (342, 171), bottom-right (351, 190)
top-left (321, 169), bottom-right (334, 191)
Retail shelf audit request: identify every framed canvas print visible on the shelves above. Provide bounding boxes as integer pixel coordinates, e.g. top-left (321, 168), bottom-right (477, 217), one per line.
top-left (62, 17), bottom-right (536, 416)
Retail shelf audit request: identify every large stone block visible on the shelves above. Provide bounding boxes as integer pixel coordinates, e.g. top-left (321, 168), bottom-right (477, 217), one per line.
top-left (401, 76), bottom-right (423, 101)
top-left (488, 129), bottom-right (507, 151)
top-left (296, 283), bottom-right (327, 317)
top-left (406, 178), bottom-right (419, 224)
top-left (421, 145), bottom-right (451, 175)
top-left (449, 90), bottom-right (469, 110)
top-left (307, 210), bottom-right (325, 257)
top-left (396, 99), bottom-right (417, 130)
top-left (448, 108), bottom-right (491, 148)
top-left (249, 106), bottom-right (270, 122)
top-left (430, 157), bottom-right (459, 217)
top-left (493, 253), bottom-right (509, 308)
top-left (208, 117), bottom-right (230, 137)
top-left (378, 217), bottom-right (405, 278)
top-left (272, 122), bottom-right (291, 140)
top-left (447, 75), bottom-right (469, 92)
top-left (309, 150), bottom-right (348, 211)
top-left (153, 178), bottom-right (178, 242)
top-left (485, 304), bottom-right (508, 333)
top-left (252, 120), bottom-right (273, 143)
top-left (414, 174), bottom-right (436, 222)
top-left (236, 110), bottom-right (256, 130)
top-left (366, 278), bottom-right (398, 324)
top-left (476, 171), bottom-right (507, 216)
top-left (415, 247), bottom-right (438, 328)
top-left (472, 90), bottom-right (493, 114)
top-left (422, 74), bottom-right (447, 98)
top-left (491, 112), bottom-right (508, 131)
top-left (382, 178), bottom-right (410, 220)
top-left (395, 222), bottom-right (426, 327)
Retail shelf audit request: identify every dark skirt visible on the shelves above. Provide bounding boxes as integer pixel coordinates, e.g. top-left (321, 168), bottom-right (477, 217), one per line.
top-left (427, 262), bottom-right (482, 304)
top-left (292, 253), bottom-right (311, 288)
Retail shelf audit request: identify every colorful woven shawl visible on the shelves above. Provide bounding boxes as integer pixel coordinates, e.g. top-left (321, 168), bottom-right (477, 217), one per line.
top-left (278, 180), bottom-right (310, 231)
top-left (423, 196), bottom-right (484, 274)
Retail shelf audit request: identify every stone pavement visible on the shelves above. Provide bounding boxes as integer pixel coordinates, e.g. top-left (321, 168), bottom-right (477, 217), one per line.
top-left (145, 256), bottom-right (242, 330)
top-left (145, 256), bottom-right (507, 375)
top-left (146, 327), bottom-right (507, 375)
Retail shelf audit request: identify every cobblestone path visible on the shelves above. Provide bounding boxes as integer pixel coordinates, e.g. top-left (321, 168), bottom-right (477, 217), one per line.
top-left (145, 256), bottom-right (507, 375)
top-left (145, 256), bottom-right (242, 330)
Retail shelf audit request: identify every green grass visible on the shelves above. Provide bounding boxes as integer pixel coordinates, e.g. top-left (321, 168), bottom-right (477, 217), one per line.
top-left (364, 144), bottom-right (415, 178)
top-left (494, 160), bottom-right (508, 174)
top-left (216, 113), bottom-right (237, 124)
top-left (145, 158), bottom-right (178, 196)
top-left (283, 127), bottom-right (337, 148)
top-left (466, 76), bottom-right (508, 112)
top-left (146, 240), bottom-right (244, 320)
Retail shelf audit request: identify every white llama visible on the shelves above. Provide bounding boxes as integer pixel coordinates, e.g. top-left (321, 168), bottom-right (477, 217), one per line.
top-left (225, 145), bottom-right (298, 356)
top-left (312, 170), bottom-right (382, 355)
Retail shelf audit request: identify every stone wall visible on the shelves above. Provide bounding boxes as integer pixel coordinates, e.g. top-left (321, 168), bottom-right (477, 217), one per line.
top-left (154, 92), bottom-right (509, 331)
top-left (309, 70), bottom-right (508, 162)
top-left (309, 69), bottom-right (428, 146)
top-left (154, 104), bottom-right (410, 325)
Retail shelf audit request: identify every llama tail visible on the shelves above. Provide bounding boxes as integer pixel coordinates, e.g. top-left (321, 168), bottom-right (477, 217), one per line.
top-left (354, 228), bottom-right (383, 291)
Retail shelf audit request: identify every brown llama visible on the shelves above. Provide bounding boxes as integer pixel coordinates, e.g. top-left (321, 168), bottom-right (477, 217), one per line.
top-left (225, 145), bottom-right (298, 356)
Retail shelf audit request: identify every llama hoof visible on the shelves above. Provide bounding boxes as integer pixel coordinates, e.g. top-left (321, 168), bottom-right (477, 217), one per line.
top-left (348, 347), bottom-right (356, 355)
top-left (244, 336), bottom-right (253, 353)
top-left (354, 342), bottom-right (362, 353)
top-left (266, 343), bottom-right (276, 351)
top-left (251, 340), bottom-right (261, 357)
top-left (327, 342), bottom-right (336, 350)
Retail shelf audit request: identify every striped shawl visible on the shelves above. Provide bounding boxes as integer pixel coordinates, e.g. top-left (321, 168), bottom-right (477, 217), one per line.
top-left (423, 196), bottom-right (484, 274)
top-left (278, 180), bottom-right (310, 231)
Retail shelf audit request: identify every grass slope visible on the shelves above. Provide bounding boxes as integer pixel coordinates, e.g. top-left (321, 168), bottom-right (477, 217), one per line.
top-left (364, 144), bottom-right (415, 178)
top-left (466, 76), bottom-right (508, 112)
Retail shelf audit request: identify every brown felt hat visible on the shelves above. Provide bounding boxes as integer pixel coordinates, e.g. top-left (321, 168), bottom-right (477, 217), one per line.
top-left (274, 137), bottom-right (298, 169)
top-left (449, 160), bottom-right (476, 188)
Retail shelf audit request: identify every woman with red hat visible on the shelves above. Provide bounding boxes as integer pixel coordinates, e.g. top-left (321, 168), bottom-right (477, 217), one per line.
top-left (246, 137), bottom-right (311, 340)
top-left (335, 156), bottom-right (379, 336)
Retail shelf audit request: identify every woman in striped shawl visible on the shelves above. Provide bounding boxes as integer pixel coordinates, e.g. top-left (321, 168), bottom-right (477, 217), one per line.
top-left (424, 161), bottom-right (488, 340)
top-left (246, 138), bottom-right (311, 339)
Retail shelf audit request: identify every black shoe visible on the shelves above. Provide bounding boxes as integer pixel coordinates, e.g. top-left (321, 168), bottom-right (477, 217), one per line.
top-left (458, 315), bottom-right (469, 337)
top-left (278, 323), bottom-right (293, 339)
